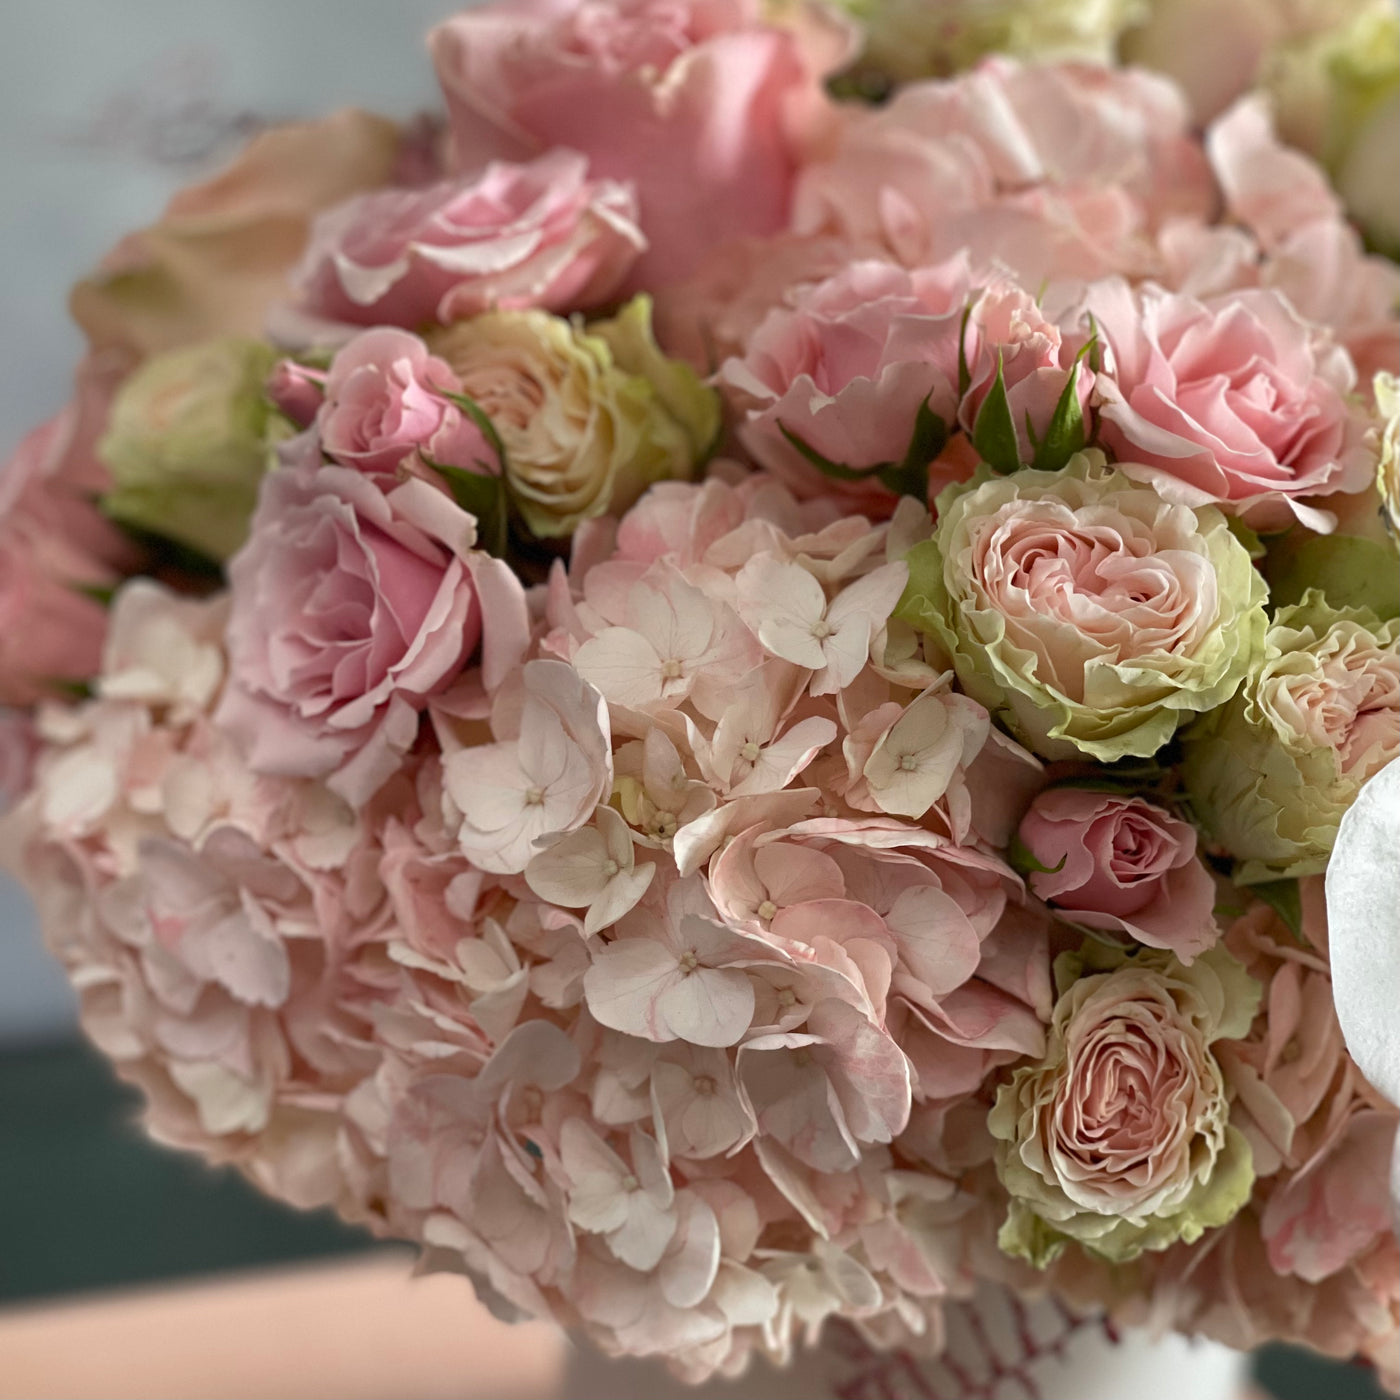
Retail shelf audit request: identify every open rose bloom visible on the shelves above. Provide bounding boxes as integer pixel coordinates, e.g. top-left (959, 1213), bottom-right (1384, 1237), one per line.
top-left (1, 0), bottom-right (1398, 1392)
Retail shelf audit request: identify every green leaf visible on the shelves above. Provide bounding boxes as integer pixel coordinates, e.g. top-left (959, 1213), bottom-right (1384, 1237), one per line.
top-left (74, 581), bottom-right (118, 607)
top-left (428, 461), bottom-right (509, 558)
top-left (778, 422), bottom-right (893, 483)
top-left (971, 353), bottom-right (1022, 475)
top-left (1008, 833), bottom-right (1068, 878)
top-left (956, 303), bottom-right (973, 400)
top-left (876, 398), bottom-right (948, 502)
top-left (781, 399), bottom-right (947, 504)
top-left (441, 389), bottom-right (509, 473)
top-left (1250, 878), bottom-right (1304, 941)
top-left (1030, 340), bottom-right (1092, 473)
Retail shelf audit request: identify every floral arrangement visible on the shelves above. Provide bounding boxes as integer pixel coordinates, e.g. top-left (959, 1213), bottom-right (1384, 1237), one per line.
top-left (1, 0), bottom-right (1397, 1388)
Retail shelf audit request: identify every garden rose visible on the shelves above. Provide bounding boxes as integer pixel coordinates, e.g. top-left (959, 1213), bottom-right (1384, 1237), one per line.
top-left (898, 453), bottom-right (1268, 761)
top-left (1017, 789), bottom-right (1219, 962)
top-left (318, 328), bottom-right (499, 481)
top-left (1087, 280), bottom-right (1373, 531)
top-left (216, 465), bottom-right (529, 806)
top-left (428, 0), bottom-right (856, 286)
top-left (1183, 591), bottom-right (1399, 881)
top-left (0, 412), bottom-right (133, 707)
top-left (990, 941), bottom-right (1260, 1265)
top-left (717, 259), bottom-right (972, 510)
top-left (291, 150), bottom-right (645, 328)
top-left (429, 298), bottom-right (716, 538)
top-left (99, 337), bottom-right (279, 560)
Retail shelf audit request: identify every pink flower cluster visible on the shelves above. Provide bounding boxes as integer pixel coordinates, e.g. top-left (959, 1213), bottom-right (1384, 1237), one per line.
top-left (1, 0), bottom-right (1397, 1387)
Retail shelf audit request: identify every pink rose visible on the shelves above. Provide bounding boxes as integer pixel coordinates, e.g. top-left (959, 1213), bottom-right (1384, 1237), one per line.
top-left (0, 409), bottom-right (135, 707)
top-left (291, 150), bottom-right (644, 329)
top-left (429, 0), bottom-right (856, 287)
top-left (793, 59), bottom-right (1214, 287)
top-left (216, 465), bottom-right (528, 806)
top-left (1018, 789), bottom-right (1219, 962)
top-left (318, 328), bottom-right (500, 481)
top-left (266, 359), bottom-right (326, 429)
top-left (960, 277), bottom-right (1096, 465)
top-left (1088, 280), bottom-right (1373, 530)
top-left (717, 259), bottom-right (973, 510)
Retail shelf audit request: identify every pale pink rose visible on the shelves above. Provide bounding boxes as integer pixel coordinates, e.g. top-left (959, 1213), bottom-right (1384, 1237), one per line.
top-left (793, 59), bottom-right (1213, 287)
top-left (1088, 280), bottom-right (1373, 529)
top-left (1206, 98), bottom-right (1340, 254)
top-left (317, 328), bottom-right (500, 480)
top-left (1018, 789), bottom-right (1219, 962)
top-left (265, 359), bottom-right (326, 428)
top-left (653, 231), bottom-right (867, 373)
top-left (429, 0), bottom-right (857, 286)
top-left (1263, 221), bottom-right (1400, 388)
top-left (217, 465), bottom-right (529, 806)
top-left (959, 277), bottom-right (1096, 464)
top-left (0, 520), bottom-right (116, 706)
top-left (291, 150), bottom-right (644, 329)
top-left (717, 259), bottom-right (973, 510)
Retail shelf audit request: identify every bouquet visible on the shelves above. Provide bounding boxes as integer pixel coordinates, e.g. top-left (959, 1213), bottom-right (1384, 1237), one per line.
top-left (2, 0), bottom-right (1398, 1389)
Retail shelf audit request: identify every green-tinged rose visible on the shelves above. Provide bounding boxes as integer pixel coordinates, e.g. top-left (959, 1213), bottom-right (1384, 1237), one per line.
top-left (897, 453), bottom-right (1268, 762)
top-left (990, 942), bottom-right (1259, 1267)
top-left (429, 298), bottom-right (717, 539)
top-left (1183, 590), bottom-right (1399, 882)
top-left (1265, 2), bottom-right (1400, 256)
top-left (828, 0), bottom-right (1143, 83)
top-left (100, 336), bottom-right (279, 561)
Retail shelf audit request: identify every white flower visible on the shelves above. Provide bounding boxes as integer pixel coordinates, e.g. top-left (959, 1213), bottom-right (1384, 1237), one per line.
top-left (524, 804), bottom-right (656, 936)
top-left (735, 556), bottom-right (909, 695)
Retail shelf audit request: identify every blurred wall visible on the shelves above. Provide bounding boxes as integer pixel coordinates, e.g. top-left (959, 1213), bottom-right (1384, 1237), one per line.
top-left (0, 0), bottom-right (469, 1044)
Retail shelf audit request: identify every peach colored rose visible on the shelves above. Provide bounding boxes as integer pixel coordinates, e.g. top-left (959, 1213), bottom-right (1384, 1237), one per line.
top-left (71, 109), bottom-right (402, 358)
top-left (1017, 789), bottom-right (1218, 962)
top-left (1087, 279), bottom-right (1373, 530)
top-left (291, 150), bottom-right (644, 329)
top-left (429, 0), bottom-right (856, 286)
top-left (990, 941), bottom-right (1260, 1264)
top-left (216, 465), bottom-right (528, 806)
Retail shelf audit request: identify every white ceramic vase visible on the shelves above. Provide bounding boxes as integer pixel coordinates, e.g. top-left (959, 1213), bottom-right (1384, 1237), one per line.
top-left (562, 1291), bottom-right (1249, 1400)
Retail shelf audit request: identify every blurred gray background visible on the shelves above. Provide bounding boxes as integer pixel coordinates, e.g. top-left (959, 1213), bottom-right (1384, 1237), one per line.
top-left (0, 0), bottom-right (466, 1045)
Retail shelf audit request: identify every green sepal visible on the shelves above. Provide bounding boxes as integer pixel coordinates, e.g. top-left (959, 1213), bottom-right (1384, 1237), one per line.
top-left (427, 460), bottom-right (509, 559)
top-left (970, 353), bottom-right (1022, 475)
top-left (1007, 833), bottom-right (1068, 878)
top-left (1248, 878), bottom-right (1304, 942)
top-left (1029, 338), bottom-right (1094, 473)
top-left (779, 398), bottom-right (949, 503)
top-left (441, 389), bottom-right (509, 474)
